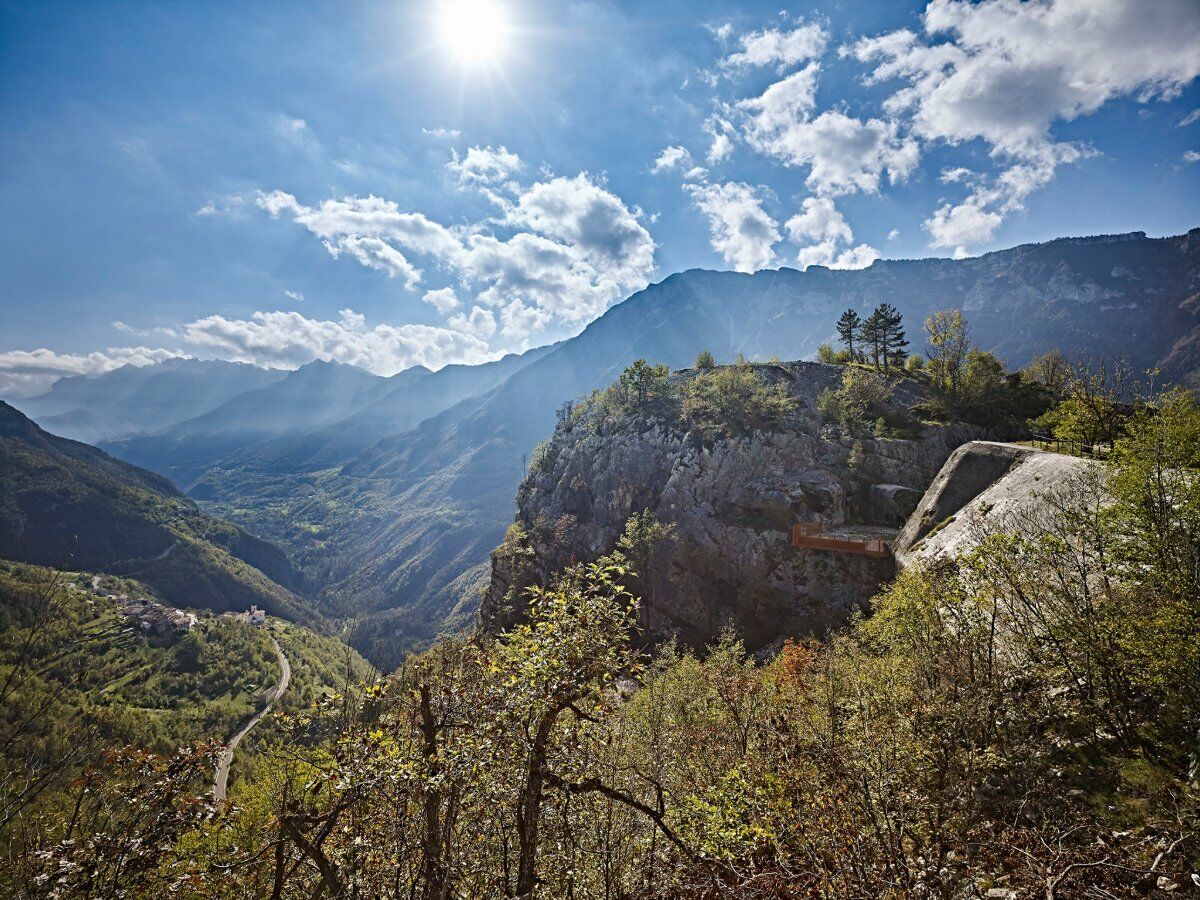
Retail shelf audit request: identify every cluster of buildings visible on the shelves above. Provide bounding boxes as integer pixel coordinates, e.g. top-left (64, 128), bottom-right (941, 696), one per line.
top-left (222, 605), bottom-right (267, 627)
top-left (96, 589), bottom-right (198, 634)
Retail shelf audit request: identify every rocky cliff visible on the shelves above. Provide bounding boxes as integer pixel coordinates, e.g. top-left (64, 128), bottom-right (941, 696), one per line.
top-left (483, 362), bottom-right (999, 651)
top-left (893, 441), bottom-right (1098, 567)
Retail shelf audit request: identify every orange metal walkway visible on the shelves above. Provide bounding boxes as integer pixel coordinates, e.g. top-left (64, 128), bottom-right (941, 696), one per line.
top-left (791, 523), bottom-right (892, 558)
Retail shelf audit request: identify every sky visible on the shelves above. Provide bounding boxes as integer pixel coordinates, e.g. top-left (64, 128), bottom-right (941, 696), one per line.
top-left (1, 0), bottom-right (1198, 397)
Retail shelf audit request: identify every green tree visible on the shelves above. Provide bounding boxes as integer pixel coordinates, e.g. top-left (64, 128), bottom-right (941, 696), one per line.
top-left (859, 307), bottom-right (885, 369)
top-left (695, 350), bottom-right (716, 369)
top-left (923, 308), bottom-right (971, 398)
top-left (619, 359), bottom-right (671, 409)
top-left (1023, 349), bottom-right (1070, 395)
top-left (836, 309), bottom-right (862, 360)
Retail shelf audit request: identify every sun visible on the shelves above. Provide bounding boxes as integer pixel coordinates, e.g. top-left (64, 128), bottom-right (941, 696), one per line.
top-left (437, 0), bottom-right (512, 65)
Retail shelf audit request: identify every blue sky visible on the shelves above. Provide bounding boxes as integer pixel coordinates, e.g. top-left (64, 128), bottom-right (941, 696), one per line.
top-left (1, 0), bottom-right (1198, 396)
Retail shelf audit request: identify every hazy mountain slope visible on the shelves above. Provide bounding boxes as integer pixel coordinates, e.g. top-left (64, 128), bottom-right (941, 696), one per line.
top-left (107, 360), bottom-right (392, 485)
top-left (0, 402), bottom-right (316, 624)
top-left (212, 344), bottom-right (559, 477)
top-left (13, 359), bottom-right (286, 444)
top-left (312, 229), bottom-right (1200, 664)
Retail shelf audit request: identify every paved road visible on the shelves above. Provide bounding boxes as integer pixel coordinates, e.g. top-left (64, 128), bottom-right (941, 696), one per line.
top-left (213, 635), bottom-right (290, 802)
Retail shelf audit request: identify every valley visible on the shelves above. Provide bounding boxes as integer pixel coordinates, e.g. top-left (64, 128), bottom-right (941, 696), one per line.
top-left (8, 229), bottom-right (1191, 666)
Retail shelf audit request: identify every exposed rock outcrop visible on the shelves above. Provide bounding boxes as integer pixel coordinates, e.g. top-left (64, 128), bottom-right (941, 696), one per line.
top-left (483, 362), bottom-right (999, 651)
top-left (894, 441), bottom-right (1097, 567)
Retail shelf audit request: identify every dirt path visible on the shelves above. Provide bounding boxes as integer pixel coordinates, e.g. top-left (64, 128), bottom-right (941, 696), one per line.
top-left (213, 635), bottom-right (290, 802)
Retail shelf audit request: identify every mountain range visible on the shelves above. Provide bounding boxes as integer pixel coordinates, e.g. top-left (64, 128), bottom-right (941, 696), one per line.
top-left (0, 401), bottom-right (315, 624)
top-left (8, 228), bottom-right (1198, 666)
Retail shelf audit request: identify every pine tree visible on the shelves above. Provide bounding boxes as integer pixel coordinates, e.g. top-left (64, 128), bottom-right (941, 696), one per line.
top-left (836, 309), bottom-right (862, 360)
top-left (877, 303), bottom-right (908, 370)
top-left (860, 308), bottom-right (886, 370)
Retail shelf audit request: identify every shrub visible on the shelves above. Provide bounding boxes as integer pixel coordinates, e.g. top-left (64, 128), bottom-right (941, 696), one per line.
top-left (904, 353), bottom-right (924, 372)
top-left (682, 363), bottom-right (795, 441)
top-left (816, 343), bottom-right (837, 364)
top-left (695, 350), bottom-right (716, 369)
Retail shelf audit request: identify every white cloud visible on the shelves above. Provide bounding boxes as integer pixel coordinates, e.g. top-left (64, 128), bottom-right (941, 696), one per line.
top-left (195, 195), bottom-right (247, 218)
top-left (283, 289), bottom-right (305, 303)
top-left (652, 145), bottom-right (692, 174)
top-left (682, 166), bottom-right (709, 181)
top-left (940, 166), bottom-right (973, 184)
top-left (852, 0), bottom-right (1200, 155)
top-left (325, 235), bottom-right (423, 288)
top-left (272, 115), bottom-right (316, 150)
top-left (845, 0), bottom-right (1200, 250)
top-left (448, 305), bottom-right (497, 339)
top-left (708, 22), bottom-right (734, 44)
top-left (705, 115), bottom-right (737, 163)
top-left (925, 199), bottom-right (1003, 249)
top-left (1184, 150), bottom-right (1200, 163)
top-left (499, 300), bottom-right (552, 344)
top-left (686, 181), bottom-right (780, 272)
top-left (448, 145), bottom-right (522, 185)
top-left (1180, 109), bottom-right (1200, 127)
top-left (422, 287), bottom-right (461, 313)
top-left (738, 66), bottom-right (919, 196)
top-left (923, 141), bottom-right (1083, 249)
top-left (258, 167), bottom-right (655, 340)
top-left (784, 197), bottom-right (879, 270)
top-left (422, 126), bottom-right (462, 139)
top-left (0, 347), bottom-right (186, 399)
top-left (887, 228), bottom-right (900, 240)
top-left (723, 21), bottom-right (828, 71)
top-left (181, 309), bottom-right (493, 374)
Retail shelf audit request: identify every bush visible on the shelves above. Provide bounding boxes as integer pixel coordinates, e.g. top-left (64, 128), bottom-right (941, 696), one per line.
top-left (817, 367), bottom-right (910, 436)
top-left (682, 363), bottom-right (795, 441)
top-left (816, 343), bottom-right (837, 364)
top-left (695, 350), bottom-right (716, 369)
top-left (904, 353), bottom-right (924, 372)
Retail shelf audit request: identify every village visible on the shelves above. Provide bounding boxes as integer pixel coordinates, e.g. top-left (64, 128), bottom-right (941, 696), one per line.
top-left (88, 578), bottom-right (265, 635)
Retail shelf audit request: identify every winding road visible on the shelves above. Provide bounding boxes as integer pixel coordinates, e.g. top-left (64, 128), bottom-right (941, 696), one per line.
top-left (213, 635), bottom-right (290, 802)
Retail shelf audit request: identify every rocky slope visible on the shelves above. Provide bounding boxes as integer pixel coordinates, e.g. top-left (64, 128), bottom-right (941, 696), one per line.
top-left (484, 362), bottom-right (999, 651)
top-left (894, 441), bottom-right (1098, 566)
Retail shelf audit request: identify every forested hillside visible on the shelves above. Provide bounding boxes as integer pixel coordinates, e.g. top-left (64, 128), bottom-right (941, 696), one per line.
top-left (0, 402), bottom-right (314, 622)
top-left (2, 373), bottom-right (1195, 898)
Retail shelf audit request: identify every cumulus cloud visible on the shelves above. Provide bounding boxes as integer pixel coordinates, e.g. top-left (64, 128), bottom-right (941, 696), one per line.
top-left (0, 347), bottom-right (186, 399)
top-left (325, 235), bottom-right (423, 287)
top-left (447, 305), bottom-right (497, 339)
top-left (705, 115), bottom-right (737, 163)
top-left (923, 141), bottom-right (1083, 249)
top-left (851, 0), bottom-right (1200, 155)
top-left (258, 166), bottom-right (655, 340)
top-left (722, 21), bottom-right (828, 71)
top-left (784, 197), bottom-right (879, 270)
top-left (181, 309), bottom-right (494, 374)
top-left (652, 146), bottom-right (692, 174)
top-left (422, 287), bottom-right (461, 313)
top-left (447, 145), bottom-right (522, 185)
top-left (844, 0), bottom-right (1200, 250)
top-left (1184, 150), bottom-right (1200, 163)
top-left (738, 65), bottom-right (919, 196)
top-left (686, 181), bottom-right (780, 273)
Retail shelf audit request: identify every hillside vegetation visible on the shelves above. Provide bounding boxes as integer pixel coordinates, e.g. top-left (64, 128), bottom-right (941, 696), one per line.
top-left (95, 229), bottom-right (1197, 665)
top-left (0, 402), bottom-right (316, 624)
top-left (3, 375), bottom-right (1195, 897)
top-left (0, 558), bottom-right (372, 857)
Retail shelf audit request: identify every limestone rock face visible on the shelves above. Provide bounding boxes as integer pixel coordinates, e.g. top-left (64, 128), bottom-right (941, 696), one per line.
top-left (483, 362), bottom-right (995, 651)
top-left (894, 441), bottom-right (1098, 567)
